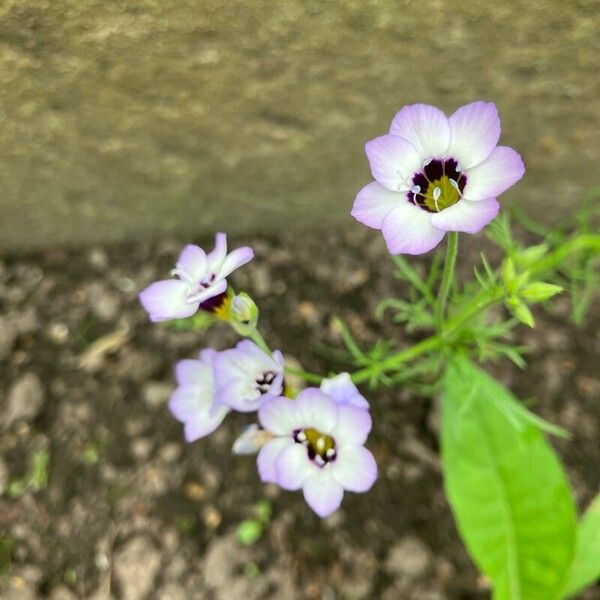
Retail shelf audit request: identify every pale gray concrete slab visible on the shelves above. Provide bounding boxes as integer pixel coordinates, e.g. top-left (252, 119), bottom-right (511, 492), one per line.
top-left (0, 0), bottom-right (598, 250)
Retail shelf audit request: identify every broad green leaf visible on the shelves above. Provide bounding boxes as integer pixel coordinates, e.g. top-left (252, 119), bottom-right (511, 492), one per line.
top-left (565, 494), bottom-right (600, 597)
top-left (441, 356), bottom-right (576, 600)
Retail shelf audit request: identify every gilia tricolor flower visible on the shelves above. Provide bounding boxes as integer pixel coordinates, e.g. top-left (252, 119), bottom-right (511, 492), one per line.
top-left (352, 102), bottom-right (525, 254)
top-left (169, 349), bottom-right (230, 442)
top-left (139, 233), bottom-right (254, 321)
top-left (257, 384), bottom-right (377, 518)
top-left (214, 340), bottom-right (285, 412)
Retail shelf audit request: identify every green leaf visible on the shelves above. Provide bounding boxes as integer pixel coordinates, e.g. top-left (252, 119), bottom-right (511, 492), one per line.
top-left (564, 494), bottom-right (600, 597)
top-left (441, 357), bottom-right (576, 600)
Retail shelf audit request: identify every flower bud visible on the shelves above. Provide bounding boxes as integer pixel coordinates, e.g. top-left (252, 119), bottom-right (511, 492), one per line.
top-left (505, 296), bottom-right (535, 328)
top-left (521, 282), bottom-right (563, 303)
top-left (229, 293), bottom-right (259, 335)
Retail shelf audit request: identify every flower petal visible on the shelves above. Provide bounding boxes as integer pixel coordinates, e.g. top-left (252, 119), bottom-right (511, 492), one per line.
top-left (259, 397), bottom-right (300, 435)
top-left (332, 446), bottom-right (378, 492)
top-left (430, 198), bottom-right (499, 234)
top-left (275, 443), bottom-right (314, 490)
top-left (295, 388), bottom-right (338, 432)
top-left (381, 204), bottom-right (446, 255)
top-left (188, 278), bottom-right (228, 304)
top-left (320, 373), bottom-right (369, 410)
top-left (257, 437), bottom-right (293, 483)
top-left (463, 146), bottom-right (525, 201)
top-left (334, 404), bottom-right (372, 446)
top-left (183, 402), bottom-right (229, 442)
top-left (365, 135), bottom-right (421, 192)
top-left (175, 356), bottom-right (213, 387)
top-left (302, 470), bottom-right (344, 518)
top-left (389, 104), bottom-right (450, 160)
top-left (216, 378), bottom-right (260, 412)
top-left (177, 244), bottom-right (208, 281)
top-left (217, 247), bottom-right (254, 280)
top-left (447, 101), bottom-right (500, 169)
top-left (206, 232), bottom-right (228, 271)
top-left (169, 387), bottom-right (209, 422)
top-left (138, 280), bottom-right (199, 322)
top-left (351, 182), bottom-right (403, 229)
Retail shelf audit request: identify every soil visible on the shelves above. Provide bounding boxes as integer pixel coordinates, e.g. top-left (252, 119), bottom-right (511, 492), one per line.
top-left (0, 229), bottom-right (598, 599)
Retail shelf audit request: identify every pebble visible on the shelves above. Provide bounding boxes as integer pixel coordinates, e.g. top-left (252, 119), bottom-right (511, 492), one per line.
top-left (385, 536), bottom-right (431, 580)
top-left (3, 372), bottom-right (45, 430)
top-left (114, 536), bottom-right (161, 600)
top-left (142, 381), bottom-right (172, 409)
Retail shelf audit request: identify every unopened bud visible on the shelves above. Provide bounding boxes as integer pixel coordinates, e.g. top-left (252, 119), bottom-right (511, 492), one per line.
top-left (229, 293), bottom-right (259, 335)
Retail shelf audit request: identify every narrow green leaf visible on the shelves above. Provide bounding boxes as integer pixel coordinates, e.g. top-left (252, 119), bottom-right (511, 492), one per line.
top-left (564, 494), bottom-right (600, 597)
top-left (441, 357), bottom-right (576, 600)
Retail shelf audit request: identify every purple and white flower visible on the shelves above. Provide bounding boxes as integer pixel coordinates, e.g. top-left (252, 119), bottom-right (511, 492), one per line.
top-left (257, 387), bottom-right (377, 518)
top-left (352, 102), bottom-right (525, 255)
top-left (139, 233), bottom-right (254, 322)
top-left (168, 349), bottom-right (230, 442)
top-left (214, 340), bottom-right (285, 412)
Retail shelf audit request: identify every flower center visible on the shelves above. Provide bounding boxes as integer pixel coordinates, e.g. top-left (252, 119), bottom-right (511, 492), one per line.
top-left (408, 158), bottom-right (466, 213)
top-left (293, 428), bottom-right (337, 467)
top-left (255, 371), bottom-right (276, 395)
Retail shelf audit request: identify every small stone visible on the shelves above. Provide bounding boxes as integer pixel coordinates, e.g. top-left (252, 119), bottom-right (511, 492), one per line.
top-left (183, 481), bottom-right (206, 502)
top-left (3, 373), bottom-right (45, 430)
top-left (142, 381), bottom-right (172, 409)
top-left (202, 505), bottom-right (222, 529)
top-left (47, 322), bottom-right (69, 344)
top-left (158, 443), bottom-right (182, 464)
top-left (130, 438), bottom-right (153, 461)
top-left (114, 536), bottom-right (161, 600)
top-left (385, 536), bottom-right (431, 580)
top-left (88, 248), bottom-right (109, 270)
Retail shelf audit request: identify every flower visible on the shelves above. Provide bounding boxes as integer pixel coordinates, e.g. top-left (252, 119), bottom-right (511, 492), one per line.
top-left (213, 340), bottom-right (285, 412)
top-left (352, 102), bottom-right (525, 255)
top-left (257, 387), bottom-right (377, 517)
top-left (139, 233), bottom-right (254, 321)
top-left (168, 349), bottom-right (230, 442)
top-left (320, 372), bottom-right (369, 409)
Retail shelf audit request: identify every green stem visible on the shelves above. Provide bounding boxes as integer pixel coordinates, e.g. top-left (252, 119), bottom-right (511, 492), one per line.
top-left (351, 336), bottom-right (442, 384)
top-left (284, 366), bottom-right (323, 384)
top-left (248, 329), bottom-right (272, 355)
top-left (435, 232), bottom-right (459, 330)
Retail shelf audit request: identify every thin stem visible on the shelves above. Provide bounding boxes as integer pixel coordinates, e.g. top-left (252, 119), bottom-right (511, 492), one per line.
top-left (284, 366), bottom-right (323, 384)
top-left (435, 232), bottom-right (459, 330)
top-left (351, 336), bottom-right (442, 384)
top-left (248, 329), bottom-right (272, 355)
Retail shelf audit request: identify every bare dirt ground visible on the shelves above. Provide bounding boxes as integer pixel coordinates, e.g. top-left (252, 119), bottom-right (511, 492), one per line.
top-left (0, 229), bottom-right (598, 599)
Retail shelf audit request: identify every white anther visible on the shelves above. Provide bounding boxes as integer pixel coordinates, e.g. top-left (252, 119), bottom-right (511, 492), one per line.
top-left (296, 431), bottom-right (307, 442)
top-left (449, 178), bottom-right (463, 197)
top-left (433, 186), bottom-right (441, 212)
top-left (325, 448), bottom-right (336, 458)
top-left (314, 455), bottom-right (326, 467)
top-left (456, 162), bottom-right (463, 173)
top-left (422, 158), bottom-right (432, 168)
top-left (410, 185), bottom-right (421, 195)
